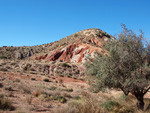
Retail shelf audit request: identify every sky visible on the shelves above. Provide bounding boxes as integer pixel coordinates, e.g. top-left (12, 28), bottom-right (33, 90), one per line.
top-left (0, 0), bottom-right (150, 47)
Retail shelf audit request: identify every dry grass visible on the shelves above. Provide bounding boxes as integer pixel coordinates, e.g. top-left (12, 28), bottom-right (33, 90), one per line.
top-left (55, 92), bottom-right (105, 113)
top-left (55, 92), bottom-right (150, 113)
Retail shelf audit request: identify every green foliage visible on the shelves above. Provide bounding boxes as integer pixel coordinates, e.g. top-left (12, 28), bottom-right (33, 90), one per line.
top-left (55, 96), bottom-right (67, 103)
top-left (101, 100), bottom-right (120, 111)
top-left (0, 55), bottom-right (7, 59)
top-left (85, 25), bottom-right (150, 110)
top-left (43, 78), bottom-right (49, 82)
top-left (0, 68), bottom-right (8, 72)
top-left (72, 96), bottom-right (81, 100)
top-left (48, 86), bottom-right (57, 91)
top-left (74, 33), bottom-right (79, 37)
top-left (55, 93), bottom-right (105, 113)
top-left (61, 63), bottom-right (70, 67)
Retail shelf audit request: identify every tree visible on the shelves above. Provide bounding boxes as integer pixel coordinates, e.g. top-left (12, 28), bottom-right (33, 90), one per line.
top-left (85, 25), bottom-right (150, 110)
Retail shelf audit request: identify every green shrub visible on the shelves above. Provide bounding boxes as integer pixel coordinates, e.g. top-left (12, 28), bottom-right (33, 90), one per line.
top-left (0, 56), bottom-right (7, 59)
top-left (72, 96), bottom-right (80, 100)
top-left (62, 88), bottom-right (73, 92)
top-left (55, 96), bottom-right (67, 103)
top-left (43, 78), bottom-right (49, 82)
top-left (55, 93), bottom-right (105, 113)
top-left (101, 100), bottom-right (120, 111)
top-left (31, 78), bottom-right (36, 80)
top-left (19, 83), bottom-right (31, 94)
top-left (0, 68), bottom-right (8, 72)
top-left (0, 95), bottom-right (13, 110)
top-left (74, 33), bottom-right (79, 37)
top-left (5, 86), bottom-right (13, 91)
top-left (61, 63), bottom-right (70, 67)
top-left (48, 86), bottom-right (57, 91)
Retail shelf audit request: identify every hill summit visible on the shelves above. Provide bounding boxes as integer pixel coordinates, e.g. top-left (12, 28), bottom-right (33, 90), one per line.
top-left (35, 28), bottom-right (114, 63)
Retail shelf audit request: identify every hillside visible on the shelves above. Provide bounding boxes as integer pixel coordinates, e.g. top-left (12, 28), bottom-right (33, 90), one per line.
top-left (0, 28), bottom-right (113, 78)
top-left (0, 28), bottom-right (113, 62)
top-left (0, 28), bottom-right (133, 113)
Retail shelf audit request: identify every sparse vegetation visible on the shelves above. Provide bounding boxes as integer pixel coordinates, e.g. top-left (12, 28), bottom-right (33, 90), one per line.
top-left (43, 78), bottom-right (50, 82)
top-left (1, 27), bottom-right (150, 113)
top-left (61, 63), bottom-right (70, 67)
top-left (0, 94), bottom-right (13, 110)
top-left (19, 83), bottom-right (31, 94)
top-left (0, 68), bottom-right (8, 72)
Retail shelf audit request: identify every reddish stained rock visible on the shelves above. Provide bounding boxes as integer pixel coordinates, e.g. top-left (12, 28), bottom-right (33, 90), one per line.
top-left (88, 37), bottom-right (103, 47)
top-left (59, 44), bottom-right (78, 62)
top-left (35, 42), bottom-right (103, 63)
top-left (35, 54), bottom-right (48, 60)
top-left (45, 50), bottom-right (63, 61)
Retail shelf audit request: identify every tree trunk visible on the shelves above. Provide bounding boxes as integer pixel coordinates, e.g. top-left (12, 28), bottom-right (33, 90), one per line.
top-left (136, 95), bottom-right (144, 110)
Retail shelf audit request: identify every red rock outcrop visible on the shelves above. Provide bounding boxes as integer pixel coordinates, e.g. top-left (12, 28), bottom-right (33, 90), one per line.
top-left (36, 43), bottom-right (103, 63)
top-left (35, 28), bottom-right (113, 63)
top-left (88, 38), bottom-right (103, 47)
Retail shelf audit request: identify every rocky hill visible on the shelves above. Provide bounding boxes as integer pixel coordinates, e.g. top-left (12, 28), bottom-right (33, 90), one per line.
top-left (35, 28), bottom-right (114, 63)
top-left (0, 28), bottom-right (125, 113)
top-left (0, 28), bottom-right (113, 62)
top-left (0, 28), bottom-right (114, 78)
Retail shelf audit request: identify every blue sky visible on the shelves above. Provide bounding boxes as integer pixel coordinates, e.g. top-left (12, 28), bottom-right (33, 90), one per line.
top-left (0, 0), bottom-right (150, 47)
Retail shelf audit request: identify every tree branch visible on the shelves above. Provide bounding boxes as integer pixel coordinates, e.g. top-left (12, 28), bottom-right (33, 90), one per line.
top-left (144, 87), bottom-right (150, 95)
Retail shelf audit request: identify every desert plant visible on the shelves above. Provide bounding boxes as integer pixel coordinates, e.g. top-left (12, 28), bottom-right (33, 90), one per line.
top-left (0, 55), bottom-right (7, 59)
top-left (101, 100), bottom-right (120, 111)
top-left (58, 79), bottom-right (63, 84)
top-left (85, 24), bottom-right (150, 110)
top-left (43, 78), bottom-right (49, 82)
top-left (61, 88), bottom-right (73, 92)
top-left (61, 63), bottom-right (70, 67)
top-left (31, 78), bottom-right (36, 80)
top-left (55, 93), bottom-right (105, 113)
top-left (32, 91), bottom-right (39, 97)
top-left (55, 96), bottom-right (67, 103)
top-left (5, 86), bottom-right (13, 91)
top-left (19, 83), bottom-right (31, 94)
top-left (0, 95), bottom-right (13, 110)
top-left (0, 68), bottom-right (8, 72)
top-left (72, 96), bottom-right (81, 100)
top-left (48, 86), bottom-right (57, 91)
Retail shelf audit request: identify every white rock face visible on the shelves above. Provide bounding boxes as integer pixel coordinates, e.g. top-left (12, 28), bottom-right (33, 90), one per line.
top-left (71, 54), bottom-right (81, 63)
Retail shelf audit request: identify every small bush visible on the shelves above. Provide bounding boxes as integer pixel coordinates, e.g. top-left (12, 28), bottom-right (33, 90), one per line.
top-left (31, 78), bottom-right (36, 80)
top-left (32, 91), bottom-right (39, 97)
top-left (48, 86), bottom-right (57, 91)
top-left (55, 96), bottom-right (67, 103)
top-left (0, 68), bottom-right (8, 72)
top-left (62, 88), bottom-right (73, 92)
top-left (55, 93), bottom-right (105, 113)
top-left (0, 93), bottom-right (4, 98)
top-left (72, 96), bottom-right (80, 100)
top-left (58, 79), bottom-right (63, 84)
top-left (19, 83), bottom-right (31, 94)
top-left (0, 95), bottom-right (13, 110)
top-left (62, 63), bottom-right (70, 67)
top-left (43, 78), bottom-right (49, 82)
top-left (0, 83), bottom-right (3, 88)
top-left (5, 86), bottom-right (13, 91)
top-left (74, 33), bottom-right (79, 37)
top-left (101, 100), bottom-right (120, 111)
top-left (0, 56), bottom-right (7, 59)
top-left (14, 78), bottom-right (20, 82)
